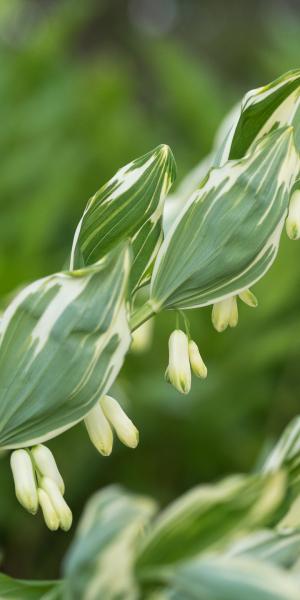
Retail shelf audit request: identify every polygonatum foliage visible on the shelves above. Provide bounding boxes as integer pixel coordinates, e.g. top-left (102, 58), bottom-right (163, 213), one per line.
top-left (1, 69), bottom-right (300, 530)
top-left (4, 418), bottom-right (300, 599)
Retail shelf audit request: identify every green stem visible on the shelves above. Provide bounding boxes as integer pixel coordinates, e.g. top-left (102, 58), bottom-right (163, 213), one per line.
top-left (130, 300), bottom-right (157, 332)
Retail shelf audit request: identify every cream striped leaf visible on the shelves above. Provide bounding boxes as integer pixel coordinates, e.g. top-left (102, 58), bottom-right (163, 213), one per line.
top-left (225, 69), bottom-right (300, 163)
top-left (164, 556), bottom-right (300, 600)
top-left (63, 486), bottom-right (157, 600)
top-left (136, 471), bottom-right (286, 574)
top-left (150, 127), bottom-right (299, 311)
top-left (70, 144), bottom-right (176, 294)
top-left (0, 246), bottom-right (131, 449)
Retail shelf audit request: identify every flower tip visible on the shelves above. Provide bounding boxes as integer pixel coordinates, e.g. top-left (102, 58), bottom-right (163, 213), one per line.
top-left (286, 222), bottom-right (300, 240)
top-left (38, 488), bottom-right (59, 531)
top-left (188, 340), bottom-right (207, 379)
top-left (10, 449), bottom-right (38, 515)
top-left (286, 189), bottom-right (300, 240)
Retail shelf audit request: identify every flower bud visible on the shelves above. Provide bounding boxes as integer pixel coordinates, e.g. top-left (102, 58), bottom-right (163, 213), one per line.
top-left (10, 450), bottom-right (38, 515)
top-left (38, 488), bottom-right (60, 531)
top-left (31, 445), bottom-right (65, 494)
top-left (239, 288), bottom-right (258, 307)
top-left (286, 189), bottom-right (300, 240)
top-left (229, 296), bottom-right (238, 328)
top-left (212, 297), bottom-right (236, 332)
top-left (188, 340), bottom-right (207, 379)
top-left (167, 329), bottom-right (191, 394)
top-left (41, 477), bottom-right (72, 531)
top-left (84, 402), bottom-right (113, 456)
top-left (100, 395), bottom-right (139, 449)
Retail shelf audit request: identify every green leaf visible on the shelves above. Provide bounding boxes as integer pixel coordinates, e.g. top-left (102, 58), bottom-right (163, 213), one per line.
top-left (164, 556), bottom-right (300, 600)
top-left (63, 485), bottom-right (157, 600)
top-left (70, 144), bottom-right (176, 293)
top-left (150, 127), bottom-right (298, 311)
top-left (0, 573), bottom-right (62, 599)
top-left (0, 246), bottom-right (131, 449)
top-left (136, 471), bottom-right (286, 575)
top-left (228, 69), bottom-right (300, 161)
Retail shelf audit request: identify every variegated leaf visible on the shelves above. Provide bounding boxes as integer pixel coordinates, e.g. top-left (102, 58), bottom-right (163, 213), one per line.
top-left (262, 417), bottom-right (300, 475)
top-left (225, 69), bottom-right (300, 163)
top-left (150, 127), bottom-right (298, 311)
top-left (164, 556), bottom-right (300, 600)
top-left (70, 144), bottom-right (176, 294)
top-left (227, 529), bottom-right (300, 569)
top-left (0, 246), bottom-right (131, 449)
top-left (63, 486), bottom-right (157, 600)
top-left (136, 471), bottom-right (286, 574)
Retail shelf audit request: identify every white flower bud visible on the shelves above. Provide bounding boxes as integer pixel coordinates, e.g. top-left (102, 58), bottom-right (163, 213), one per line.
top-left (212, 297), bottom-right (236, 332)
top-left (188, 340), bottom-right (207, 379)
top-left (100, 395), bottom-right (139, 449)
top-left (239, 288), bottom-right (258, 307)
top-left (41, 477), bottom-right (72, 531)
top-left (38, 488), bottom-right (60, 531)
top-left (84, 402), bottom-right (113, 456)
top-left (167, 329), bottom-right (191, 394)
top-left (286, 189), bottom-right (300, 240)
top-left (31, 445), bottom-right (65, 495)
top-left (10, 449), bottom-right (38, 515)
top-left (229, 296), bottom-right (238, 328)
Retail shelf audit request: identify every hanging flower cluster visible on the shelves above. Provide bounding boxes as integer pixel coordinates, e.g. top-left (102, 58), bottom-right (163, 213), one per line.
top-left (1, 70), bottom-right (300, 528)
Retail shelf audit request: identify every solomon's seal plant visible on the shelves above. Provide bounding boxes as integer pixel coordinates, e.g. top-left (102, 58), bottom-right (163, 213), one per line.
top-left (1, 69), bottom-right (300, 530)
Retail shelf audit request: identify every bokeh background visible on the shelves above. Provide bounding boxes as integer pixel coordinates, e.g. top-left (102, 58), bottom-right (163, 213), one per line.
top-left (1, 0), bottom-right (300, 581)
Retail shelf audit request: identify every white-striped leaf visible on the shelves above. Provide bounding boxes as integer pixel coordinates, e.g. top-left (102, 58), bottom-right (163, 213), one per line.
top-left (0, 246), bottom-right (131, 449)
top-left (63, 485), bottom-right (156, 600)
top-left (262, 417), bottom-right (300, 475)
top-left (227, 69), bottom-right (300, 162)
top-left (164, 556), bottom-right (300, 600)
top-left (150, 127), bottom-right (298, 311)
top-left (163, 71), bottom-right (300, 242)
top-left (136, 471), bottom-right (286, 574)
top-left (70, 144), bottom-right (176, 294)
top-left (227, 529), bottom-right (300, 569)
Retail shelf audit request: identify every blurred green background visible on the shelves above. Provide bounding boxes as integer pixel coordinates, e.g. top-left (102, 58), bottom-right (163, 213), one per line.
top-left (1, 0), bottom-right (300, 582)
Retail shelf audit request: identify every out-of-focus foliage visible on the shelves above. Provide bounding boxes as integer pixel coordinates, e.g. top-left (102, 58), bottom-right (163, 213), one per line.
top-left (1, 0), bottom-right (300, 584)
top-left (5, 417), bottom-right (300, 599)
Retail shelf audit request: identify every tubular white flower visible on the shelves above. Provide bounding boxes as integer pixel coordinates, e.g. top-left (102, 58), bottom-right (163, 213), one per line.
top-left (229, 296), bottom-right (238, 328)
top-left (239, 288), bottom-right (258, 307)
top-left (212, 297), bottom-right (236, 332)
top-left (41, 477), bottom-right (72, 531)
top-left (31, 445), bottom-right (65, 495)
top-left (286, 189), bottom-right (300, 240)
top-left (38, 488), bottom-right (60, 531)
top-left (100, 395), bottom-right (139, 449)
top-left (10, 449), bottom-right (38, 515)
top-left (167, 329), bottom-right (191, 394)
top-left (188, 340), bottom-right (207, 379)
top-left (84, 402), bottom-right (113, 456)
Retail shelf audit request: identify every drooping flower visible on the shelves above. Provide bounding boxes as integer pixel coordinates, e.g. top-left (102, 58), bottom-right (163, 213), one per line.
top-left (10, 444), bottom-right (72, 531)
top-left (166, 330), bottom-right (191, 394)
top-left (10, 450), bottom-right (38, 515)
top-left (85, 396), bottom-right (139, 454)
top-left (188, 340), bottom-right (207, 379)
top-left (212, 289), bottom-right (258, 333)
top-left (39, 477), bottom-right (72, 532)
